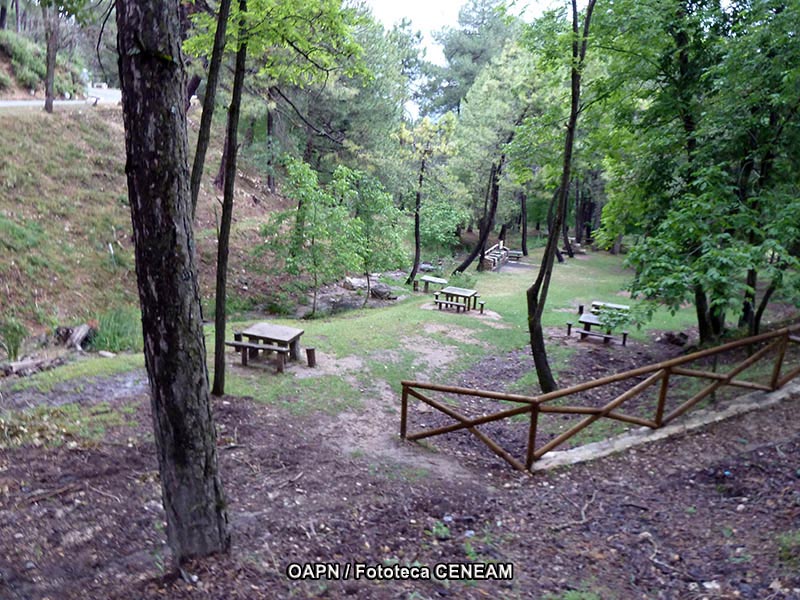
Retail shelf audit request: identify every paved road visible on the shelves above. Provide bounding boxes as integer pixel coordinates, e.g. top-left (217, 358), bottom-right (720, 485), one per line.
top-left (0, 86), bottom-right (121, 112)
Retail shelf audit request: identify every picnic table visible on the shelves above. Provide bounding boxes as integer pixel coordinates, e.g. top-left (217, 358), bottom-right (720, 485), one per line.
top-left (436, 286), bottom-right (479, 312)
top-left (241, 322), bottom-right (304, 360)
top-left (226, 322), bottom-right (305, 372)
top-left (568, 301), bottom-right (629, 346)
top-left (420, 274), bottom-right (448, 293)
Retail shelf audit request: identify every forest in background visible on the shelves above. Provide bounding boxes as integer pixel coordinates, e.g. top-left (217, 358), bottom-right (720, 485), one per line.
top-left (1, 0), bottom-right (799, 348)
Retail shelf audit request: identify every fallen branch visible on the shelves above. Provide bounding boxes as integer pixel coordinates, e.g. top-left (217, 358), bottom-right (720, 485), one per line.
top-left (20, 482), bottom-right (82, 506)
top-left (550, 490), bottom-right (597, 531)
top-left (276, 471), bottom-right (304, 489)
top-left (87, 484), bottom-right (122, 503)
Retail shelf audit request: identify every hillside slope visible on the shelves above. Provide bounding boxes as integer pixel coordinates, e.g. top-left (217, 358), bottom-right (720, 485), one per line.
top-left (0, 107), bottom-right (289, 336)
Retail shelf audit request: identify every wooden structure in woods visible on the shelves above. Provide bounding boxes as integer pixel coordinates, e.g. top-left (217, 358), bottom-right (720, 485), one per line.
top-left (480, 241), bottom-right (510, 271)
top-left (400, 325), bottom-right (800, 472)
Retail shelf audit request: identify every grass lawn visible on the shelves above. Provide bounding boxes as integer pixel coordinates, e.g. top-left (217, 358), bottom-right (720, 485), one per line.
top-left (5, 249), bottom-right (705, 418)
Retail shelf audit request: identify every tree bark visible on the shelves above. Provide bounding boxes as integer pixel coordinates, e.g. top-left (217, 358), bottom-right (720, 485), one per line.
top-left (520, 190), bottom-right (528, 255)
top-left (574, 176), bottom-right (584, 244)
top-left (527, 0), bottom-right (596, 394)
top-left (266, 91), bottom-right (276, 192)
top-left (0, 2), bottom-right (7, 30)
top-left (212, 0), bottom-right (247, 397)
top-left (185, 73), bottom-right (201, 110)
top-left (694, 285), bottom-right (713, 344)
top-left (42, 5), bottom-right (58, 114)
top-left (190, 0), bottom-right (232, 218)
top-left (214, 131), bottom-right (229, 190)
top-left (752, 278), bottom-right (778, 336)
top-left (562, 213), bottom-right (574, 258)
top-left (454, 162), bottom-right (501, 274)
top-left (405, 152), bottom-right (426, 285)
top-left (116, 0), bottom-right (229, 563)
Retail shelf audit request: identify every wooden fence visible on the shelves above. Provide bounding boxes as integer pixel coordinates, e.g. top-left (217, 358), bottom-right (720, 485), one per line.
top-left (400, 325), bottom-right (800, 472)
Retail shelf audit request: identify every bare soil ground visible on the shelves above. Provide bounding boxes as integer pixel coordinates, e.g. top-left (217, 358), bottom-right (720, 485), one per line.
top-left (1, 336), bottom-right (799, 600)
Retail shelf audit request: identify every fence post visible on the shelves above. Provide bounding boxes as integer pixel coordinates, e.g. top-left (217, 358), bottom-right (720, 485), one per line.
top-left (655, 368), bottom-right (669, 427)
top-left (770, 333), bottom-right (788, 390)
top-left (400, 383), bottom-right (409, 439)
top-left (525, 405), bottom-right (540, 470)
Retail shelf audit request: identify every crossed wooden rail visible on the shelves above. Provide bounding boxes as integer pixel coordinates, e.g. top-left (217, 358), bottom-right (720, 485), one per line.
top-left (400, 325), bottom-right (800, 472)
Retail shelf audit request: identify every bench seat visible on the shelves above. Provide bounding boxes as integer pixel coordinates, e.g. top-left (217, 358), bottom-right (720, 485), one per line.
top-left (225, 341), bottom-right (290, 371)
top-left (576, 329), bottom-right (614, 344)
top-left (434, 299), bottom-right (465, 312)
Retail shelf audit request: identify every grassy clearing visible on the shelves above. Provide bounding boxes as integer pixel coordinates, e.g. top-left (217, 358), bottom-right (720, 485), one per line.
top-left (4, 250), bottom-right (703, 419)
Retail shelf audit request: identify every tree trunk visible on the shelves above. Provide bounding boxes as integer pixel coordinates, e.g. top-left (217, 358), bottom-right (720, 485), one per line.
top-left (42, 5), bottom-right (58, 113)
top-left (739, 268), bottom-right (757, 331)
top-left (214, 131), bottom-right (228, 190)
top-left (752, 278), bottom-right (778, 336)
top-left (562, 214), bottom-right (574, 258)
top-left (185, 73), bottom-right (201, 111)
top-left (527, 0), bottom-right (596, 394)
top-left (694, 285), bottom-right (714, 344)
top-left (266, 92), bottom-right (276, 192)
top-left (116, 0), bottom-right (229, 563)
top-left (454, 161), bottom-right (501, 274)
top-left (405, 153), bottom-right (427, 285)
top-left (520, 190), bottom-right (528, 255)
top-left (190, 0), bottom-right (232, 218)
top-left (212, 0), bottom-right (247, 397)
top-left (574, 177), bottom-right (584, 244)
top-left (498, 223), bottom-right (508, 243)
top-left (0, 2), bottom-right (7, 30)
top-left (14, 0), bottom-right (20, 33)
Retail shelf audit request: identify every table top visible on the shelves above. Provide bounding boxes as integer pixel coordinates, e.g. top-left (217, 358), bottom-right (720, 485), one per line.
top-left (243, 322), bottom-right (304, 343)
top-left (591, 301), bottom-right (630, 311)
top-left (441, 286), bottom-right (477, 297)
top-left (421, 275), bottom-right (448, 284)
top-left (579, 313), bottom-right (603, 326)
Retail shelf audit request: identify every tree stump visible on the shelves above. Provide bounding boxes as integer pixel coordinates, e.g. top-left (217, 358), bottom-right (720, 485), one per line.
top-left (306, 347), bottom-right (317, 368)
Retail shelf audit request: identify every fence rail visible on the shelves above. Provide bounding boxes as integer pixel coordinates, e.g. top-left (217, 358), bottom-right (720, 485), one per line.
top-left (400, 325), bottom-right (800, 472)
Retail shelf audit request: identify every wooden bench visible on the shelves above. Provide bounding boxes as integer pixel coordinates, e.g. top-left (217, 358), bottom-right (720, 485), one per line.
top-left (478, 300), bottom-right (486, 314)
top-left (225, 341), bottom-right (290, 371)
top-left (591, 301), bottom-right (630, 313)
top-left (507, 250), bottom-right (523, 261)
top-left (434, 299), bottom-right (465, 312)
top-left (567, 322), bottom-right (628, 346)
top-left (576, 329), bottom-right (614, 344)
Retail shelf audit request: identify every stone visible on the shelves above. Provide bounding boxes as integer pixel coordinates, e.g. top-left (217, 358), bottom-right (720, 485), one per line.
top-left (343, 277), bottom-right (368, 291)
top-left (370, 282), bottom-right (396, 300)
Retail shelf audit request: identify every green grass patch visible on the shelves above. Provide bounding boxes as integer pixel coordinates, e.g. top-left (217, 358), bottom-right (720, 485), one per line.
top-left (0, 401), bottom-right (138, 448)
top-left (778, 529), bottom-right (800, 570)
top-left (88, 306), bottom-right (143, 353)
top-left (6, 353), bottom-right (144, 394)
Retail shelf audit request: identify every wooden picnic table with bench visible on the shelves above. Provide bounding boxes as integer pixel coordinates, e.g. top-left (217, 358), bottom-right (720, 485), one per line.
top-left (433, 286), bottom-right (487, 314)
top-left (567, 301), bottom-right (629, 346)
top-left (226, 322), bottom-right (305, 372)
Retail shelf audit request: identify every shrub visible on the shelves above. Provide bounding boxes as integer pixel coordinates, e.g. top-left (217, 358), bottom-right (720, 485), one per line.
top-left (0, 71), bottom-right (12, 91)
top-left (87, 307), bottom-right (143, 353)
top-left (13, 64), bottom-right (40, 91)
top-left (1, 30), bottom-right (47, 90)
top-left (0, 316), bottom-right (29, 361)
